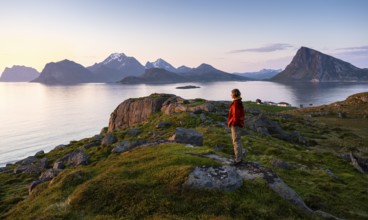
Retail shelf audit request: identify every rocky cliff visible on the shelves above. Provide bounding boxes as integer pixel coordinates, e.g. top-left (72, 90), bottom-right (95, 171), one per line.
top-left (272, 47), bottom-right (368, 82)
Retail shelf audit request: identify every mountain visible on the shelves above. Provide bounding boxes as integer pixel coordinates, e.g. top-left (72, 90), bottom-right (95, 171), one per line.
top-left (185, 63), bottom-right (248, 81)
top-left (32, 60), bottom-right (95, 84)
top-left (272, 47), bottom-right (368, 82)
top-left (0, 65), bottom-right (39, 82)
top-left (120, 68), bottom-right (186, 84)
top-left (235, 69), bottom-right (282, 80)
top-left (176, 65), bottom-right (192, 73)
top-left (88, 53), bottom-right (145, 82)
top-left (145, 58), bottom-right (177, 73)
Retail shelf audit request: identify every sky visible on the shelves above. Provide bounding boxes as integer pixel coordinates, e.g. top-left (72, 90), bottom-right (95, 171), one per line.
top-left (0, 0), bottom-right (367, 73)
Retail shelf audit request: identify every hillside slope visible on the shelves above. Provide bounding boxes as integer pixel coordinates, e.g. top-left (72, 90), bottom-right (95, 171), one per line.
top-left (1, 94), bottom-right (367, 219)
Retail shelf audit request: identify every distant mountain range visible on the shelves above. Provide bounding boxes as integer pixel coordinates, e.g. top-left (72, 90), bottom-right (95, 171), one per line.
top-left (272, 47), bottom-right (368, 82)
top-left (9, 46), bottom-right (368, 84)
top-left (235, 69), bottom-right (282, 80)
top-left (120, 64), bottom-right (248, 84)
top-left (0, 65), bottom-right (39, 82)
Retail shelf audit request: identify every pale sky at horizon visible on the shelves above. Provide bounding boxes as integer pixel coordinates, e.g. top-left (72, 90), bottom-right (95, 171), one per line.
top-left (0, 0), bottom-right (367, 73)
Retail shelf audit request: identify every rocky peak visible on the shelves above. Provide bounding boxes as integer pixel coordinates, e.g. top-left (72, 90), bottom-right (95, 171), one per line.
top-left (145, 58), bottom-right (177, 73)
top-left (272, 46), bottom-right (368, 82)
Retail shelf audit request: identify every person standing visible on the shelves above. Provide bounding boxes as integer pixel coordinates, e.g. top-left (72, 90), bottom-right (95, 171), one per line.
top-left (228, 89), bottom-right (245, 166)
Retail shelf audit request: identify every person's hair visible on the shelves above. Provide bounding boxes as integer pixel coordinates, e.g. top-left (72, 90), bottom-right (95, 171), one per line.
top-left (232, 89), bottom-right (241, 97)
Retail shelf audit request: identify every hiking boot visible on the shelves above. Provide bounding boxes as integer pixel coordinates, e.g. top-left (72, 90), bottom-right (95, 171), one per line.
top-left (231, 160), bottom-right (243, 167)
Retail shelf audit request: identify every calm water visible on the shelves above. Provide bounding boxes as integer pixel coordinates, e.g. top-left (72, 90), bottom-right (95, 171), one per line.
top-left (0, 81), bottom-right (367, 166)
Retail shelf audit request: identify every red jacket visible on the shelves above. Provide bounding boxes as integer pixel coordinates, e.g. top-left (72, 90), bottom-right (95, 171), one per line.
top-left (228, 98), bottom-right (245, 127)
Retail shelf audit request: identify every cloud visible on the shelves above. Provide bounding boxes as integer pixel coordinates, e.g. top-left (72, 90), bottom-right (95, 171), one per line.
top-left (228, 43), bottom-right (293, 54)
top-left (335, 45), bottom-right (368, 56)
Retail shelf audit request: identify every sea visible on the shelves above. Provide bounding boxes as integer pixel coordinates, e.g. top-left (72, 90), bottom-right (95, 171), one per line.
top-left (0, 81), bottom-right (367, 167)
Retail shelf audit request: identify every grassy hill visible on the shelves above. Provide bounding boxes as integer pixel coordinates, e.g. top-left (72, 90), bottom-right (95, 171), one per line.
top-left (1, 94), bottom-right (367, 219)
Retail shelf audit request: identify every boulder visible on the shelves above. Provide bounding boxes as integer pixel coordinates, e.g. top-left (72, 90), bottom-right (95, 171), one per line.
top-left (39, 158), bottom-right (49, 169)
top-left (270, 158), bottom-right (294, 170)
top-left (83, 141), bottom-right (101, 149)
top-left (16, 156), bottom-right (36, 165)
top-left (14, 164), bottom-right (42, 175)
top-left (108, 93), bottom-right (176, 132)
top-left (245, 113), bottom-right (286, 137)
top-left (161, 96), bottom-right (215, 115)
top-left (35, 150), bottom-right (45, 157)
top-left (111, 140), bottom-right (147, 154)
top-left (53, 161), bottom-right (65, 170)
top-left (245, 113), bottom-right (308, 145)
top-left (349, 152), bottom-right (367, 173)
top-left (29, 179), bottom-right (45, 194)
top-left (170, 127), bottom-right (203, 146)
top-left (183, 165), bottom-right (243, 192)
top-left (126, 129), bottom-right (141, 136)
top-left (58, 149), bottom-right (88, 167)
top-left (156, 122), bottom-right (172, 128)
top-left (39, 169), bottom-right (59, 181)
top-left (101, 133), bottom-right (118, 147)
top-left (53, 144), bottom-right (68, 151)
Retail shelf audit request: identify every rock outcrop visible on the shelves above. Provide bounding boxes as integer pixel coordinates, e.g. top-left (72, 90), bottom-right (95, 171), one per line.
top-left (186, 153), bottom-right (343, 220)
top-left (108, 94), bottom-right (176, 131)
top-left (183, 165), bottom-right (243, 192)
top-left (245, 113), bottom-right (307, 144)
top-left (108, 94), bottom-right (216, 132)
top-left (169, 127), bottom-right (203, 146)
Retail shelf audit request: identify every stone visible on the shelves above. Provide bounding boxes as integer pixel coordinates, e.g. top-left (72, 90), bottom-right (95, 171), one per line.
top-left (16, 156), bottom-right (36, 165)
top-left (320, 168), bottom-right (337, 178)
top-left (111, 140), bottom-right (147, 154)
top-left (108, 94), bottom-right (176, 132)
top-left (39, 158), bottom-right (49, 169)
top-left (161, 96), bottom-right (215, 115)
top-left (349, 152), bottom-right (367, 173)
top-left (156, 122), bottom-right (172, 128)
top-left (199, 153), bottom-right (344, 219)
top-left (58, 149), bottom-right (88, 167)
top-left (54, 144), bottom-right (67, 150)
top-left (83, 141), bottom-right (101, 149)
top-left (101, 133), bottom-right (118, 147)
top-left (29, 179), bottom-right (45, 194)
top-left (39, 169), bottom-right (59, 181)
top-left (245, 113), bottom-right (308, 145)
top-left (126, 129), bottom-right (141, 136)
top-left (183, 165), bottom-right (243, 192)
top-left (53, 161), bottom-right (65, 170)
top-left (14, 164), bottom-right (42, 175)
top-left (35, 150), bottom-right (45, 157)
top-left (170, 127), bottom-right (203, 146)
top-left (270, 158), bottom-right (294, 170)
top-left (93, 134), bottom-right (103, 141)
